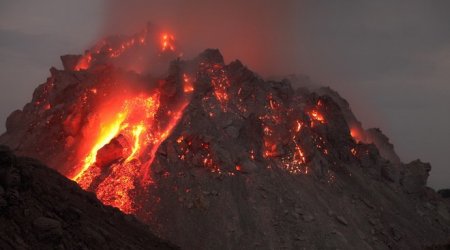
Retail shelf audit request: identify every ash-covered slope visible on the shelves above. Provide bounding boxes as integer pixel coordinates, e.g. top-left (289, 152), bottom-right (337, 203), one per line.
top-left (0, 28), bottom-right (449, 249)
top-left (0, 146), bottom-right (177, 250)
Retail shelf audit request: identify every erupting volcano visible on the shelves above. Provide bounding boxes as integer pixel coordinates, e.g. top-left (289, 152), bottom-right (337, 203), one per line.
top-left (1, 24), bottom-right (449, 249)
top-left (19, 26), bottom-right (191, 214)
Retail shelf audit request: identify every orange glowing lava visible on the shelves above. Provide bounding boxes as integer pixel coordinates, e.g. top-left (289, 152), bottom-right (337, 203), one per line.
top-left (70, 89), bottom-right (188, 213)
top-left (72, 94), bottom-right (160, 185)
top-left (73, 29), bottom-right (177, 72)
top-left (350, 128), bottom-right (364, 142)
top-left (183, 74), bottom-right (194, 93)
top-left (74, 53), bottom-right (92, 71)
top-left (295, 120), bottom-right (303, 132)
top-left (161, 33), bottom-right (175, 52)
top-left (208, 64), bottom-right (230, 109)
top-left (310, 110), bottom-right (325, 123)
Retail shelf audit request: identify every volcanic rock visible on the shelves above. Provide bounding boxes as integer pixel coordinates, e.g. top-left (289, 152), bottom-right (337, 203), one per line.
top-left (60, 55), bottom-right (82, 71)
top-left (401, 159), bottom-right (431, 194)
top-left (95, 134), bottom-right (131, 168)
top-left (365, 128), bottom-right (402, 165)
top-left (438, 189), bottom-right (450, 199)
top-left (0, 146), bottom-right (177, 250)
top-left (335, 215), bottom-right (348, 226)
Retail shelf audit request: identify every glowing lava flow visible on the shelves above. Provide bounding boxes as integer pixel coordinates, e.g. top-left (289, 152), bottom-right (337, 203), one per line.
top-left (309, 110), bottom-right (325, 123)
top-left (161, 33), bottom-right (175, 51)
top-left (140, 101), bottom-right (189, 183)
top-left (67, 28), bottom-right (189, 214)
top-left (208, 64), bottom-right (231, 109)
top-left (126, 123), bottom-right (145, 162)
top-left (74, 31), bottom-right (176, 71)
top-left (74, 53), bottom-right (92, 71)
top-left (72, 112), bottom-right (128, 182)
top-left (183, 74), bottom-right (194, 93)
top-left (350, 127), bottom-right (364, 142)
top-left (72, 94), bottom-right (160, 186)
top-left (69, 89), bottom-right (190, 214)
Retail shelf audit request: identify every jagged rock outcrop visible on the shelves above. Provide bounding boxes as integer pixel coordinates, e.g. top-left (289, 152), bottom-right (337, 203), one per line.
top-left (0, 146), bottom-right (177, 250)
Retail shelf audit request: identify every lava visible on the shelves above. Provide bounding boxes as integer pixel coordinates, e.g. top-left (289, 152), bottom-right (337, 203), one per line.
top-left (72, 94), bottom-right (161, 186)
top-left (66, 28), bottom-right (188, 213)
top-left (207, 64), bottom-right (231, 110)
top-left (161, 33), bottom-right (175, 52)
top-left (69, 88), bottom-right (189, 213)
top-left (74, 53), bottom-right (92, 71)
top-left (72, 111), bottom-right (128, 182)
top-left (74, 29), bottom-right (175, 72)
top-left (183, 74), bottom-right (194, 93)
top-left (309, 110), bottom-right (325, 124)
top-left (126, 123), bottom-right (145, 162)
top-left (295, 120), bottom-right (303, 132)
top-left (57, 26), bottom-right (350, 214)
top-left (350, 127), bottom-right (364, 142)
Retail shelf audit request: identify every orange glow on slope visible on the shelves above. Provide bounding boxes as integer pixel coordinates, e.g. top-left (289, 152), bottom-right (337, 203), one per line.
top-left (208, 64), bottom-right (230, 109)
top-left (72, 94), bottom-right (160, 186)
top-left (295, 120), bottom-right (303, 132)
top-left (294, 143), bottom-right (306, 164)
top-left (161, 33), bottom-right (175, 52)
top-left (95, 161), bottom-right (139, 214)
top-left (67, 28), bottom-right (191, 214)
top-left (72, 112), bottom-right (127, 182)
top-left (74, 28), bottom-right (151, 71)
top-left (310, 110), bottom-right (325, 123)
top-left (75, 30), bottom-right (177, 72)
top-left (140, 101), bottom-right (189, 183)
top-left (74, 53), bottom-right (92, 71)
top-left (350, 128), bottom-right (364, 142)
top-left (126, 123), bottom-right (145, 162)
top-left (69, 88), bottom-right (189, 213)
top-left (183, 74), bottom-right (194, 93)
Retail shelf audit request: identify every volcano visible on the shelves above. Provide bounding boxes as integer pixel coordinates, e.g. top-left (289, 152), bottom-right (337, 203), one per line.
top-left (1, 25), bottom-right (449, 249)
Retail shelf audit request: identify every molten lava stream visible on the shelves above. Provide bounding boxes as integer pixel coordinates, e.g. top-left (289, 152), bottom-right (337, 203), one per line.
top-left (72, 94), bottom-right (159, 184)
top-left (70, 90), bottom-right (190, 214)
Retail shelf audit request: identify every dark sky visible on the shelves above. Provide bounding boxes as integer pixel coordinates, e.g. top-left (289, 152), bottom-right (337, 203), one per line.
top-left (0, 0), bottom-right (449, 189)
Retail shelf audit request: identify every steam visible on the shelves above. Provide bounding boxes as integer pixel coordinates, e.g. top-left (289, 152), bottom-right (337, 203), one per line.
top-left (103, 0), bottom-right (305, 77)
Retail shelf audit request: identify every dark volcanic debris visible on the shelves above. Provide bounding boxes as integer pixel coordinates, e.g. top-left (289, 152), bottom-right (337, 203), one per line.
top-left (0, 146), bottom-right (178, 250)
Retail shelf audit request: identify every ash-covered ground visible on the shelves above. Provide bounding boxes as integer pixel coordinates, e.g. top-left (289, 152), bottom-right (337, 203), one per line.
top-left (0, 27), bottom-right (449, 249)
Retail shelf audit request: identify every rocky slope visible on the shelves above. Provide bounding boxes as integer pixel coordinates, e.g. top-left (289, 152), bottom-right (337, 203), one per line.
top-left (0, 27), bottom-right (449, 249)
top-left (0, 146), bottom-right (177, 250)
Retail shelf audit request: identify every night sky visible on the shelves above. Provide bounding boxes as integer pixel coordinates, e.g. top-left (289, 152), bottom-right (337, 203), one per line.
top-left (0, 0), bottom-right (449, 189)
